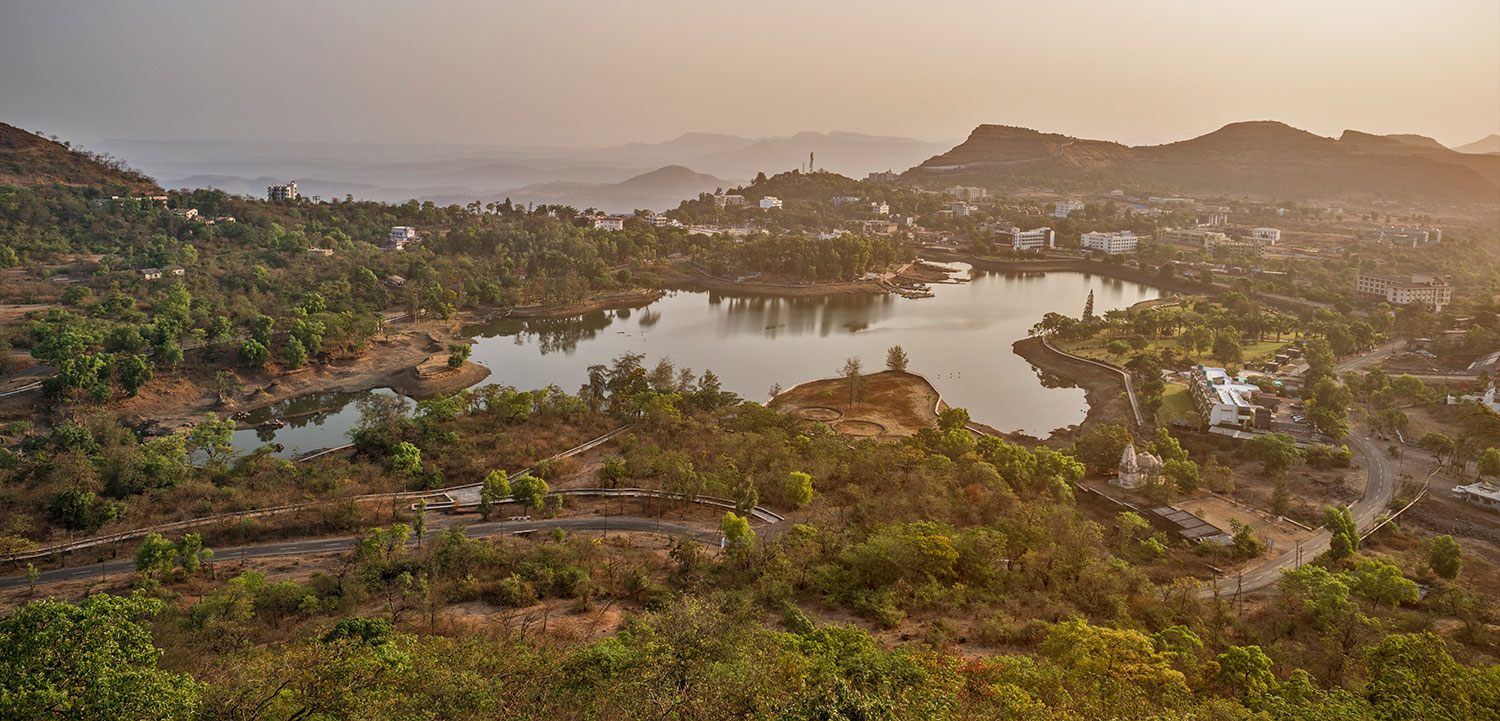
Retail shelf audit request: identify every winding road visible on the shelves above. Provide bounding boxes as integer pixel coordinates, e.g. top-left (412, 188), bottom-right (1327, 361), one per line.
top-left (0, 516), bottom-right (722, 591)
top-left (1198, 430), bottom-right (1396, 598)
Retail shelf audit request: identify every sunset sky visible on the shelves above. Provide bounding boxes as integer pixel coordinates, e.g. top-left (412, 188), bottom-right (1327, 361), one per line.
top-left (2, 0), bottom-right (1497, 148)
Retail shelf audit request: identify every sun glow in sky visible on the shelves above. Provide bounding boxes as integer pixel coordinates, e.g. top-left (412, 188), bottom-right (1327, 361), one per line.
top-left (2, 0), bottom-right (1497, 147)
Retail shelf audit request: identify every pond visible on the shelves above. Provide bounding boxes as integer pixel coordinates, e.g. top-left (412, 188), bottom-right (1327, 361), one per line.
top-left (232, 264), bottom-right (1165, 457)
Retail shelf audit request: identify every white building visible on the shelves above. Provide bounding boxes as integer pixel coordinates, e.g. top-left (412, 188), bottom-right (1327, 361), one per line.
top-left (388, 226), bottom-right (421, 249)
top-left (1251, 227), bottom-right (1281, 244)
top-left (267, 181), bottom-right (299, 201)
top-left (170, 207), bottom-right (199, 221)
top-left (306, 248), bottom-right (334, 256)
top-left (1052, 200), bottom-right (1085, 218)
top-left (592, 216), bottom-right (625, 231)
top-left (870, 201), bottom-right (889, 216)
top-left (1113, 443), bottom-right (1163, 490)
top-left (1081, 231), bottom-right (1140, 254)
top-left (643, 212), bottom-right (677, 227)
top-left (1005, 226), bottom-right (1054, 251)
top-left (759, 196), bottom-right (783, 210)
top-left (1356, 272), bottom-right (1452, 312)
top-left (1189, 365), bottom-right (1264, 428)
top-left (1453, 481), bottom-right (1500, 510)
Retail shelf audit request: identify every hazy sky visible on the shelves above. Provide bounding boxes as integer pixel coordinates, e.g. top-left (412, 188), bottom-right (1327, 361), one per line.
top-left (2, 0), bottom-right (1498, 148)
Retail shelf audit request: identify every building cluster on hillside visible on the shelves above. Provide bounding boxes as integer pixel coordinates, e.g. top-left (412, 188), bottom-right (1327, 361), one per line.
top-left (1189, 365), bottom-right (1271, 429)
top-left (387, 226), bottom-right (421, 250)
top-left (89, 194), bottom-right (168, 207)
top-left (267, 181), bottom-right (299, 202)
top-left (1080, 230), bottom-right (1142, 255)
top-left (139, 266), bottom-right (185, 281)
top-left (866, 170), bottom-right (899, 183)
top-left (713, 193), bottom-right (746, 208)
top-left (759, 196), bottom-right (783, 210)
top-left (1359, 225), bottom-right (1441, 247)
top-left (1356, 272), bottom-right (1452, 311)
top-left (591, 216), bottom-right (626, 231)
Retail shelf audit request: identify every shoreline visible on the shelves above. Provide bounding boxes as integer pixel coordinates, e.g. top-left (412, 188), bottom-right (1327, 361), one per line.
top-left (1012, 335), bottom-right (1138, 435)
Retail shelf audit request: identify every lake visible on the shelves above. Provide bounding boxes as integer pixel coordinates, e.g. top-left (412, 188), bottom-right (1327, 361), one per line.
top-left (232, 265), bottom-right (1164, 456)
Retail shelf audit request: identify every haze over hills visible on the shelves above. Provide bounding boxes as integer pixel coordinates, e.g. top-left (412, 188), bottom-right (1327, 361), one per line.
top-left (911, 121), bottom-right (1500, 203)
top-left (1455, 134), bottom-right (1500, 155)
top-left (90, 130), bottom-right (943, 209)
top-left (423, 165), bottom-right (730, 213)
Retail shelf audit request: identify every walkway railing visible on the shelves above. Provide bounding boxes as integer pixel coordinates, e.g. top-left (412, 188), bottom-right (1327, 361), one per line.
top-left (1038, 335), bottom-right (1144, 428)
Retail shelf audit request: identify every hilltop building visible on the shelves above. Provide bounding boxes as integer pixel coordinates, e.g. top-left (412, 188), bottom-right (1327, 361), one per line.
top-left (714, 194), bottom-right (746, 208)
top-left (1081, 230), bottom-right (1140, 254)
top-left (388, 226), bottom-right (421, 249)
top-left (1356, 272), bottom-right (1451, 311)
top-left (1004, 226), bottom-right (1054, 251)
top-left (267, 181), bottom-right (299, 201)
top-left (591, 216), bottom-right (625, 231)
top-left (867, 170), bottom-right (899, 183)
top-left (170, 207), bottom-right (199, 221)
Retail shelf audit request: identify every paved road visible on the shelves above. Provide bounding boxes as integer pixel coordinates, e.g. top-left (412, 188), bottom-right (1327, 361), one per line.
top-left (1, 516), bottom-right (721, 591)
top-left (1199, 430), bottom-right (1395, 598)
top-left (1335, 340), bottom-right (1404, 373)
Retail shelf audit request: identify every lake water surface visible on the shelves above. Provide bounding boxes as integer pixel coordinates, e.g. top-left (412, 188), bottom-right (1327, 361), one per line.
top-left (233, 265), bottom-right (1163, 456)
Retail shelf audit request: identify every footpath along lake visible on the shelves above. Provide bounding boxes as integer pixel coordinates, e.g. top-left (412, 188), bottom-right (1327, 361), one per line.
top-left (232, 265), bottom-right (1165, 456)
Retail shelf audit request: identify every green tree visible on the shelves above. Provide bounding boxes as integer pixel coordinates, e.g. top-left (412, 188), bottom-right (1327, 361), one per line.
top-left (1213, 645), bottom-right (1276, 697)
top-left (175, 533), bottom-right (212, 574)
top-left (721, 511), bottom-right (753, 546)
top-left (391, 442), bottom-right (422, 476)
top-left (134, 533), bottom-right (178, 578)
top-left (237, 339), bottom-right (269, 368)
top-left (1425, 534), bottom-right (1462, 579)
top-left (479, 470), bottom-right (510, 520)
top-left (510, 474), bottom-right (549, 512)
top-left (0, 594), bottom-right (201, 720)
top-left (1323, 506), bottom-right (1359, 561)
top-left (1163, 458), bottom-right (1200, 492)
top-left (187, 416), bottom-right (235, 465)
top-left (1106, 340), bottom-right (1131, 357)
top-left (117, 353), bottom-right (154, 396)
top-left (1245, 432), bottom-right (1305, 476)
top-left (885, 345), bottom-right (909, 372)
top-left (1348, 557), bottom-right (1419, 608)
top-left (446, 342), bottom-right (471, 369)
top-left (282, 335), bottom-right (307, 369)
top-left (1479, 447), bottom-right (1500, 479)
top-left (1073, 423), bottom-right (1133, 474)
top-left (784, 471), bottom-right (814, 508)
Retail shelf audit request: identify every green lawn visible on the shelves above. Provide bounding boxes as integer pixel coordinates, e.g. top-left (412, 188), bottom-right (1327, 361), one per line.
top-left (1158, 383), bottom-right (1198, 425)
top-left (1055, 336), bottom-right (1288, 368)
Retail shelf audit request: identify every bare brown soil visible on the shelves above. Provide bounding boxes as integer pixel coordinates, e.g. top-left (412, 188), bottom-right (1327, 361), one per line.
top-left (769, 370), bottom-right (940, 438)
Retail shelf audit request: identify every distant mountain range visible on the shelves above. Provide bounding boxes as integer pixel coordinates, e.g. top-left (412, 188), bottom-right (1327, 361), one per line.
top-left (1454, 134), bottom-right (1500, 155)
top-left (93, 131), bottom-right (945, 211)
top-left (910, 121), bottom-right (1500, 203)
top-left (423, 165), bottom-right (729, 213)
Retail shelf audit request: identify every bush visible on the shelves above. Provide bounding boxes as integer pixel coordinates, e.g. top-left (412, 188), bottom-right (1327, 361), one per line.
top-left (489, 574), bottom-right (538, 607)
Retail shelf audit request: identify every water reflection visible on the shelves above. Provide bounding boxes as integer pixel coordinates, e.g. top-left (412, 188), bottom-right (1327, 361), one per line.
top-left (232, 265), bottom-right (1164, 457)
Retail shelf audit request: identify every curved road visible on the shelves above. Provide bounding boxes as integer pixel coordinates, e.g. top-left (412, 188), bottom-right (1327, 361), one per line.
top-left (1198, 430), bottom-right (1395, 598)
top-left (1, 516), bottom-right (722, 591)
